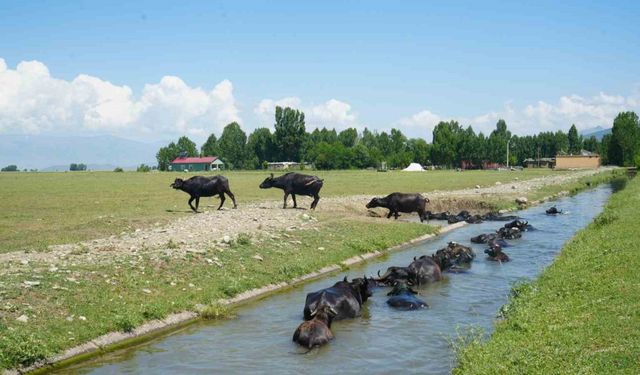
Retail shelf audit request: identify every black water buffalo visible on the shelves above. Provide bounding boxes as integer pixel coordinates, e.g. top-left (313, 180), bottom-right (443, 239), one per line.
top-left (485, 242), bottom-right (510, 262)
top-left (386, 282), bottom-right (428, 310)
top-left (426, 211), bottom-right (450, 220)
top-left (170, 175), bottom-right (237, 212)
top-left (546, 206), bottom-right (562, 215)
top-left (259, 172), bottom-right (323, 209)
top-left (497, 226), bottom-right (522, 240)
top-left (432, 242), bottom-right (476, 270)
top-left (504, 219), bottom-right (533, 231)
top-left (465, 214), bottom-right (484, 224)
top-left (470, 233), bottom-right (510, 247)
top-left (447, 210), bottom-right (472, 224)
top-left (407, 255), bottom-right (443, 285)
top-left (303, 277), bottom-right (372, 321)
top-left (376, 266), bottom-right (412, 286)
top-left (366, 193), bottom-right (430, 222)
top-left (481, 212), bottom-right (519, 221)
top-left (293, 305), bottom-right (337, 349)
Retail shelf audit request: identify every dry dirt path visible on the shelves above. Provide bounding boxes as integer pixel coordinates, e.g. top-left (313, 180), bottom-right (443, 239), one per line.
top-left (0, 168), bottom-right (609, 273)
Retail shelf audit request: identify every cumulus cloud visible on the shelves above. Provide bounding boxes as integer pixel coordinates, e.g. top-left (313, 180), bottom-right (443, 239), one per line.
top-left (254, 96), bottom-right (358, 130)
top-left (399, 92), bottom-right (640, 139)
top-left (0, 58), bottom-right (241, 138)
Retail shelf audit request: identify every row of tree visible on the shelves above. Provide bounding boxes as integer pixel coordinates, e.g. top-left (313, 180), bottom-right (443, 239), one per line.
top-left (156, 107), bottom-right (640, 170)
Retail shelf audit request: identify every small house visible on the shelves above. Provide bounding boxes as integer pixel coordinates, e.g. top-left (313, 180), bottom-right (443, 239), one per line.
top-left (524, 158), bottom-right (556, 168)
top-left (555, 150), bottom-right (600, 169)
top-left (170, 156), bottom-right (225, 172)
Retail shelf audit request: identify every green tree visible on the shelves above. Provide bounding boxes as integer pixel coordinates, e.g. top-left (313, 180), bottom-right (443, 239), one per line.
top-left (247, 127), bottom-right (275, 168)
top-left (200, 133), bottom-right (220, 156)
top-left (431, 121), bottom-right (462, 167)
top-left (488, 119), bottom-right (512, 164)
top-left (176, 136), bottom-right (198, 156)
top-left (610, 111), bottom-right (640, 166)
top-left (156, 141), bottom-right (179, 171)
top-left (567, 124), bottom-right (582, 154)
top-left (218, 122), bottom-right (247, 169)
top-left (1, 165), bottom-right (18, 172)
top-left (338, 128), bottom-right (358, 148)
top-left (274, 106), bottom-right (306, 161)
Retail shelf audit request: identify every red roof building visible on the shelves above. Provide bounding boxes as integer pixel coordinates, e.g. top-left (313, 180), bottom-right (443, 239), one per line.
top-left (170, 156), bottom-right (224, 171)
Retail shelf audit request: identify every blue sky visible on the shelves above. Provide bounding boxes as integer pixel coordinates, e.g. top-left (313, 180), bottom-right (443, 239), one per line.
top-left (0, 0), bottom-right (638, 142)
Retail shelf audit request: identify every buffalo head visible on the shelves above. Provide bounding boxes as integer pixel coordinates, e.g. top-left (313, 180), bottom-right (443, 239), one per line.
top-left (170, 178), bottom-right (185, 189)
top-left (259, 173), bottom-right (275, 189)
top-left (365, 197), bottom-right (382, 209)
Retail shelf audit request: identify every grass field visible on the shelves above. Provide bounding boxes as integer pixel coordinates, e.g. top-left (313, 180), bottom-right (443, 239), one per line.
top-left (0, 169), bottom-right (565, 253)
top-left (454, 176), bottom-right (639, 374)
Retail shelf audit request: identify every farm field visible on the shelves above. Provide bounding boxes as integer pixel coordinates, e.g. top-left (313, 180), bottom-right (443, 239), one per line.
top-left (455, 176), bottom-right (639, 374)
top-left (0, 169), bottom-right (567, 253)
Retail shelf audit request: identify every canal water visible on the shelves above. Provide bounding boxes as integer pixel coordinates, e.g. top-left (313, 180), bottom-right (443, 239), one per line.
top-left (62, 185), bottom-right (613, 375)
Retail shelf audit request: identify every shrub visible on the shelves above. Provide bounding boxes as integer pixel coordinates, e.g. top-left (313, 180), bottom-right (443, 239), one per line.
top-left (1, 165), bottom-right (18, 172)
top-left (113, 167), bottom-right (124, 172)
top-left (137, 164), bottom-right (151, 172)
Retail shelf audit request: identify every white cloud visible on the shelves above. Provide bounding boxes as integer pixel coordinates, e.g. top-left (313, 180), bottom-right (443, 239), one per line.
top-left (399, 91), bottom-right (640, 139)
top-left (254, 96), bottom-right (358, 130)
top-left (0, 58), bottom-right (241, 138)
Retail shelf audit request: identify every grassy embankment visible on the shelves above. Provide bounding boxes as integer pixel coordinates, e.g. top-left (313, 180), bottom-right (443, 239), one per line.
top-left (455, 176), bottom-right (640, 374)
top-left (1, 169), bottom-right (563, 253)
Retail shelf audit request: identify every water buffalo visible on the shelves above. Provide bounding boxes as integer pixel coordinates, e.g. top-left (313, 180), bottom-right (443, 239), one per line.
top-left (465, 214), bottom-right (484, 224)
top-left (259, 172), bottom-right (323, 209)
top-left (376, 266), bottom-right (413, 286)
top-left (303, 276), bottom-right (372, 321)
top-left (426, 211), bottom-right (450, 220)
top-left (386, 282), bottom-right (428, 310)
top-left (432, 242), bottom-right (476, 270)
top-left (447, 210), bottom-right (472, 224)
top-left (504, 219), bottom-right (533, 231)
top-left (407, 255), bottom-right (443, 285)
top-left (485, 242), bottom-right (510, 262)
top-left (366, 193), bottom-right (430, 222)
top-left (497, 226), bottom-right (522, 240)
top-left (471, 233), bottom-right (510, 247)
top-left (481, 212), bottom-right (519, 221)
top-left (546, 206), bottom-right (562, 215)
top-left (293, 305), bottom-right (337, 349)
top-left (170, 175), bottom-right (237, 212)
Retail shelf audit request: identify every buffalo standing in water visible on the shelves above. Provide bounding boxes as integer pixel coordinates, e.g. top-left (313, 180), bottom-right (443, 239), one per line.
top-left (303, 277), bottom-right (372, 321)
top-left (546, 206), bottom-right (562, 215)
top-left (386, 282), bottom-right (428, 310)
top-left (293, 305), bottom-right (337, 349)
top-left (259, 172), bottom-right (323, 209)
top-left (366, 193), bottom-right (430, 222)
top-left (170, 175), bottom-right (237, 212)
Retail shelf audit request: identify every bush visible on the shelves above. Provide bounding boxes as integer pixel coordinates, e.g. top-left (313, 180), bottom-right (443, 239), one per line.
top-left (113, 167), bottom-right (124, 172)
top-left (137, 164), bottom-right (151, 172)
top-left (1, 165), bottom-right (18, 172)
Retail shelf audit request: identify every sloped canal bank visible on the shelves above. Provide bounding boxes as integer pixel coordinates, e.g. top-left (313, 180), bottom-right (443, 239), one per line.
top-left (58, 185), bottom-right (614, 375)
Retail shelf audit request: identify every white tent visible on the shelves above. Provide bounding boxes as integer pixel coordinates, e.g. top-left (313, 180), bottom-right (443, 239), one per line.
top-left (402, 163), bottom-right (425, 171)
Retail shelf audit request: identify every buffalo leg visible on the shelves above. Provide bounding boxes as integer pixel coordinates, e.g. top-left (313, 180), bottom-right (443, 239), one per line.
top-left (418, 209), bottom-right (425, 223)
top-left (195, 197), bottom-right (200, 212)
top-left (386, 210), bottom-right (393, 219)
top-left (188, 197), bottom-right (197, 212)
top-left (394, 211), bottom-right (399, 220)
top-left (226, 189), bottom-right (238, 209)
top-left (311, 194), bottom-right (320, 210)
top-left (283, 192), bottom-right (289, 209)
top-left (217, 193), bottom-right (226, 210)
top-left (291, 194), bottom-right (297, 208)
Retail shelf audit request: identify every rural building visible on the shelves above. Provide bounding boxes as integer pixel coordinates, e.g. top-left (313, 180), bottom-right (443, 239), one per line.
top-left (555, 150), bottom-right (600, 169)
top-left (523, 158), bottom-right (556, 168)
top-left (170, 156), bottom-right (225, 172)
top-left (267, 161), bottom-right (310, 170)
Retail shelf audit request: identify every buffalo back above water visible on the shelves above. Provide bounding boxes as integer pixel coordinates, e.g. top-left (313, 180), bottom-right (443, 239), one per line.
top-left (303, 277), bottom-right (371, 321)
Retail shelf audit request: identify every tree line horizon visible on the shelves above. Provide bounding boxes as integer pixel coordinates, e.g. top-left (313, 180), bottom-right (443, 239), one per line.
top-left (156, 106), bottom-right (640, 170)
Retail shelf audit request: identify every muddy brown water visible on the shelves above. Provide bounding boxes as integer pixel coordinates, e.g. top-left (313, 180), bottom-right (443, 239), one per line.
top-left (58, 185), bottom-right (613, 375)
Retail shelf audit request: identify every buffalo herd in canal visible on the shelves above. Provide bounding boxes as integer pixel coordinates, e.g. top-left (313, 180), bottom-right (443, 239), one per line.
top-left (169, 172), bottom-right (563, 350)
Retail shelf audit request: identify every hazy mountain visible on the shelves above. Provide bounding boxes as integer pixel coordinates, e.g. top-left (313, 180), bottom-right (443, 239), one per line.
top-left (0, 134), bottom-right (163, 170)
top-left (580, 126), bottom-right (612, 141)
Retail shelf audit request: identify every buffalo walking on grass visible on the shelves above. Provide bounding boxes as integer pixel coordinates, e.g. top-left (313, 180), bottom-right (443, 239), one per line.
top-left (366, 193), bottom-right (430, 222)
top-left (259, 172), bottom-right (324, 210)
top-left (170, 175), bottom-right (237, 213)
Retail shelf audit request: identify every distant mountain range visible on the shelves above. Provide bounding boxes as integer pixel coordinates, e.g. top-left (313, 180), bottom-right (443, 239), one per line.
top-left (0, 134), bottom-right (164, 171)
top-left (580, 126), bottom-right (612, 141)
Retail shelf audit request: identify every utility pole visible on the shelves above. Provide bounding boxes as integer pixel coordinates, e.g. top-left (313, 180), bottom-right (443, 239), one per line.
top-left (506, 138), bottom-right (511, 169)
